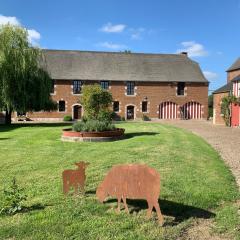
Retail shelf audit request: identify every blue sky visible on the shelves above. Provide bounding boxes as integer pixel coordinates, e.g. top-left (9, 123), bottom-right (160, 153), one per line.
top-left (1, 0), bottom-right (240, 92)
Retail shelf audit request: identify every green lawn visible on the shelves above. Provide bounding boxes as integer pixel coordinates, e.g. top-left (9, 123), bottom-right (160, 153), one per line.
top-left (0, 122), bottom-right (239, 239)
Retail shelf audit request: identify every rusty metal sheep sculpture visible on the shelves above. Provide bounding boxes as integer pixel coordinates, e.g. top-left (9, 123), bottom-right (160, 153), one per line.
top-left (96, 164), bottom-right (164, 225)
top-left (62, 161), bottom-right (89, 195)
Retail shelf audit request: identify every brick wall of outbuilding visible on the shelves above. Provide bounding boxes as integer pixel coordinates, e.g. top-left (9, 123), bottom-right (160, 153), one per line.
top-left (26, 80), bottom-right (208, 121)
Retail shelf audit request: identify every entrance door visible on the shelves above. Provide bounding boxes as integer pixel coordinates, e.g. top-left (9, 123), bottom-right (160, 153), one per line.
top-left (127, 106), bottom-right (134, 120)
top-left (73, 105), bottom-right (82, 120)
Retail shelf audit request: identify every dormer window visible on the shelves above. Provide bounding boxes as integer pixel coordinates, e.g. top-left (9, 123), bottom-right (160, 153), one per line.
top-left (100, 81), bottom-right (109, 90)
top-left (177, 82), bottom-right (185, 96)
top-left (73, 80), bottom-right (83, 94)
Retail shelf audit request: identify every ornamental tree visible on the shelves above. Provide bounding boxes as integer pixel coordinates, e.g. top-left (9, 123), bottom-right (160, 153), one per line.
top-left (0, 24), bottom-right (56, 124)
top-left (81, 84), bottom-right (113, 121)
top-left (221, 95), bottom-right (237, 127)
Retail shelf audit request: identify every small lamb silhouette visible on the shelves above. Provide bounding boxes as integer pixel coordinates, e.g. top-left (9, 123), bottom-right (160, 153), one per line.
top-left (62, 161), bottom-right (89, 195)
top-left (96, 164), bottom-right (164, 225)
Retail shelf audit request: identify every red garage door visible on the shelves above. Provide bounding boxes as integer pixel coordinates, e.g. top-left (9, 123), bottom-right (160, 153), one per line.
top-left (181, 101), bottom-right (202, 119)
top-left (159, 101), bottom-right (178, 119)
top-left (231, 104), bottom-right (240, 127)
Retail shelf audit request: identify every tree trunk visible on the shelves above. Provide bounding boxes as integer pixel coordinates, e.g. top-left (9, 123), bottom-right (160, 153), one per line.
top-left (5, 109), bottom-right (12, 125)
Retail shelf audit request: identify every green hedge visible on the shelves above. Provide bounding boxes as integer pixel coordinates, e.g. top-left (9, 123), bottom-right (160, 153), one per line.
top-left (73, 120), bottom-right (115, 132)
top-left (63, 115), bottom-right (72, 121)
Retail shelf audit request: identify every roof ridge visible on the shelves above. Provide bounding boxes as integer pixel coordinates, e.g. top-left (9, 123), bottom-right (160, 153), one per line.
top-left (42, 48), bottom-right (188, 57)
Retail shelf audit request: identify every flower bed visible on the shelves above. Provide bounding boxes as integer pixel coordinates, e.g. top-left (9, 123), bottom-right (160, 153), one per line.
top-left (61, 128), bottom-right (125, 142)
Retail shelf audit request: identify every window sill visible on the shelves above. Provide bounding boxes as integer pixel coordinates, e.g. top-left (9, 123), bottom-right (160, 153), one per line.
top-left (125, 94), bottom-right (137, 97)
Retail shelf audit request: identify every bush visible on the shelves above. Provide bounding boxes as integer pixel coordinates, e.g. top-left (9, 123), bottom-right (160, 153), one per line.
top-left (63, 115), bottom-right (72, 121)
top-left (73, 120), bottom-right (115, 132)
top-left (1, 178), bottom-right (27, 215)
top-left (72, 121), bottom-right (85, 132)
top-left (121, 117), bottom-right (125, 121)
top-left (142, 114), bottom-right (151, 121)
top-left (208, 107), bottom-right (213, 118)
top-left (81, 85), bottom-right (113, 120)
top-left (98, 110), bottom-right (114, 122)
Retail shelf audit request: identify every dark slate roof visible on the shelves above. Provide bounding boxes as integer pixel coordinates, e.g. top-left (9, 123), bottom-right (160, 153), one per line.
top-left (213, 81), bottom-right (233, 94)
top-left (41, 49), bottom-right (208, 83)
top-left (232, 75), bottom-right (240, 82)
top-left (226, 58), bottom-right (240, 72)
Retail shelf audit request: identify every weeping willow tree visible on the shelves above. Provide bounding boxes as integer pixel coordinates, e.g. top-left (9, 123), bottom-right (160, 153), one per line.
top-left (0, 24), bottom-right (56, 124)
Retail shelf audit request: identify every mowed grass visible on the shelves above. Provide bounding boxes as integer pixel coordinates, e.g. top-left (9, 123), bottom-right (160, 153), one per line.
top-left (0, 122), bottom-right (239, 240)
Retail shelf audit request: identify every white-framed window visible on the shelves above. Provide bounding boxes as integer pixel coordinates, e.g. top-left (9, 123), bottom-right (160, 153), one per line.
top-left (100, 81), bottom-right (109, 90)
top-left (58, 100), bottom-right (66, 112)
top-left (142, 101), bottom-right (148, 112)
top-left (126, 81), bottom-right (135, 95)
top-left (73, 80), bottom-right (83, 94)
top-left (113, 101), bottom-right (119, 112)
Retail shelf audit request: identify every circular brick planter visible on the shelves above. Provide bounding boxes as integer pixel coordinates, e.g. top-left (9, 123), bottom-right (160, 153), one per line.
top-left (61, 128), bottom-right (125, 142)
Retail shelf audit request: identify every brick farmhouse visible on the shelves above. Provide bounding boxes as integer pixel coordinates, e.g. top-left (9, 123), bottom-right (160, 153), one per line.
top-left (213, 58), bottom-right (240, 126)
top-left (2, 50), bottom-right (209, 122)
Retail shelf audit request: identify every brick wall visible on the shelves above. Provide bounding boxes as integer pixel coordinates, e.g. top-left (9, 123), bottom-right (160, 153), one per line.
top-left (227, 69), bottom-right (240, 82)
top-left (213, 92), bottom-right (228, 125)
top-left (26, 80), bottom-right (208, 121)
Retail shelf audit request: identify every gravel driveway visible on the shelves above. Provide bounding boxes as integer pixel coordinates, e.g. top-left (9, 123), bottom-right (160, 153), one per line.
top-left (161, 120), bottom-right (240, 189)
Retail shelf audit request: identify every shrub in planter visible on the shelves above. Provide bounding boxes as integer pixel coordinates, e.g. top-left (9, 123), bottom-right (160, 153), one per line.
top-left (73, 120), bottom-right (115, 132)
top-left (70, 85), bottom-right (121, 134)
top-left (63, 115), bottom-right (72, 121)
top-left (142, 114), bottom-right (151, 121)
top-left (112, 113), bottom-right (121, 121)
top-left (98, 110), bottom-right (114, 122)
top-left (72, 121), bottom-right (85, 132)
top-left (81, 85), bottom-right (113, 120)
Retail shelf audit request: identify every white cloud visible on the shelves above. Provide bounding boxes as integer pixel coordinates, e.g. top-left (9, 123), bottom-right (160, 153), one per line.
top-left (203, 71), bottom-right (218, 80)
top-left (0, 14), bottom-right (41, 45)
top-left (27, 29), bottom-right (41, 45)
top-left (99, 22), bottom-right (126, 33)
top-left (130, 27), bottom-right (145, 40)
top-left (177, 41), bottom-right (208, 57)
top-left (97, 41), bottom-right (127, 50)
top-left (0, 15), bottom-right (20, 25)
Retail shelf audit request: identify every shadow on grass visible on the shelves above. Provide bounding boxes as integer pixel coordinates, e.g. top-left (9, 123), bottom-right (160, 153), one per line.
top-left (0, 123), bottom-right (72, 132)
top-left (0, 137), bottom-right (11, 141)
top-left (123, 132), bottom-right (159, 139)
top-left (85, 189), bottom-right (215, 225)
top-left (126, 199), bottom-right (215, 224)
top-left (21, 203), bottom-right (49, 213)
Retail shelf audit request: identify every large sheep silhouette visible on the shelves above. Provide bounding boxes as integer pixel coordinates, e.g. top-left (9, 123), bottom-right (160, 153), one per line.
top-left (96, 164), bottom-right (164, 225)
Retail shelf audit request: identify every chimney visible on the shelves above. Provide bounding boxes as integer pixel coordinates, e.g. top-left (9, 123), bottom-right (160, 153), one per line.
top-left (180, 52), bottom-right (188, 56)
